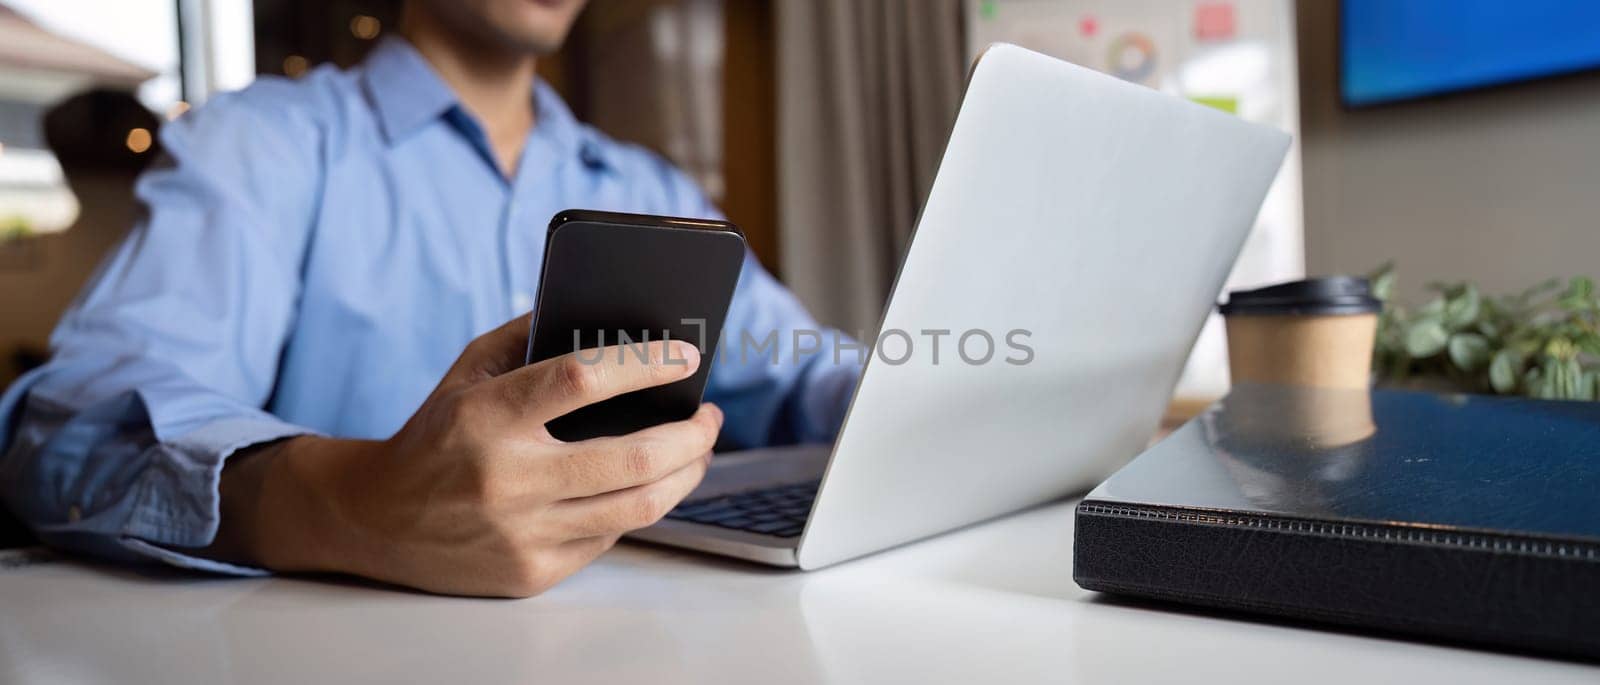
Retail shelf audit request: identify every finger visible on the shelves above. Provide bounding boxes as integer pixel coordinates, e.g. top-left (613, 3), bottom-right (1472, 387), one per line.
top-left (541, 534), bottom-right (624, 584)
top-left (551, 403), bottom-right (722, 498)
top-left (545, 451), bottom-right (712, 539)
top-left (486, 534), bottom-right (621, 599)
top-left (442, 313), bottom-right (534, 389)
top-left (565, 534), bottom-right (623, 564)
top-left (482, 339), bottom-right (702, 425)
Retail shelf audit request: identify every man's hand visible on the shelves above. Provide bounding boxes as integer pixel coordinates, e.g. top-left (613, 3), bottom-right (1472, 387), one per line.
top-left (209, 313), bottom-right (721, 597)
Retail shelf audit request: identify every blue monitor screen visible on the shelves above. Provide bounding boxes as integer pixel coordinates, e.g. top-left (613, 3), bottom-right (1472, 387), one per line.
top-left (1341, 0), bottom-right (1600, 106)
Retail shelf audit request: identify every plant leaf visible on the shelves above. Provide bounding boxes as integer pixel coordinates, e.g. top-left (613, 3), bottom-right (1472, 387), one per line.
top-left (1447, 333), bottom-right (1491, 371)
top-left (1558, 276), bottom-right (1596, 312)
top-left (1489, 349), bottom-right (1521, 393)
top-left (1368, 262), bottom-right (1396, 302)
top-left (1579, 370), bottom-right (1598, 401)
top-left (1404, 319), bottom-right (1449, 358)
top-left (1419, 298), bottom-right (1446, 318)
top-left (1565, 276), bottom-right (1595, 300)
top-left (1520, 278), bottom-right (1562, 302)
top-left (1444, 285), bottom-right (1481, 329)
top-left (1545, 336), bottom-right (1576, 360)
top-left (1562, 359), bottom-right (1585, 400)
top-left (1578, 335), bottom-right (1600, 359)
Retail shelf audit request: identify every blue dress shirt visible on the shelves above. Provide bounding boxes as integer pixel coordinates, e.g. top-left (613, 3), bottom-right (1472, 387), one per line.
top-left (0, 38), bottom-right (859, 575)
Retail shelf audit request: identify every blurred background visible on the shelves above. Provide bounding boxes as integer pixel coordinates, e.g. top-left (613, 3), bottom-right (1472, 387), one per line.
top-left (1, 0), bottom-right (1598, 404)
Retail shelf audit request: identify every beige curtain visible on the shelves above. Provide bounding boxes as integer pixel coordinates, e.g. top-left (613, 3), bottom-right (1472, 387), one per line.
top-left (775, 0), bottom-right (966, 335)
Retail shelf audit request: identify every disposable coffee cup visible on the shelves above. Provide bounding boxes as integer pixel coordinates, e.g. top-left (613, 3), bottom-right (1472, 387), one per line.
top-left (1219, 277), bottom-right (1383, 448)
top-left (1219, 277), bottom-right (1382, 391)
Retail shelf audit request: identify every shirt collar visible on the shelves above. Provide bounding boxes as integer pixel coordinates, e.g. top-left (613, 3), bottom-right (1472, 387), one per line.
top-left (361, 37), bottom-right (456, 143)
top-left (360, 36), bottom-right (610, 170)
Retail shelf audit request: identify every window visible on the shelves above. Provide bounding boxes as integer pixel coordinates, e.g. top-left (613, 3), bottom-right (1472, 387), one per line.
top-left (0, 0), bottom-right (252, 239)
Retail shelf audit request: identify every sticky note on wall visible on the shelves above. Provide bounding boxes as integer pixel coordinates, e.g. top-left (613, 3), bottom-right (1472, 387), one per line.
top-left (1188, 95), bottom-right (1239, 114)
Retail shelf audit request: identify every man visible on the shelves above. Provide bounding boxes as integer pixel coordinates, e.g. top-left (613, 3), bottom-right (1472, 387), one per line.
top-left (0, 0), bottom-right (858, 597)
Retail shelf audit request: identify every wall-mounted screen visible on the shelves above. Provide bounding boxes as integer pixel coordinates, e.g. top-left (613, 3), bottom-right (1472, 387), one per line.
top-left (1341, 0), bottom-right (1600, 107)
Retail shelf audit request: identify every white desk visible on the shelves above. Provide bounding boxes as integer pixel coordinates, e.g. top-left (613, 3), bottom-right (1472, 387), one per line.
top-left (2, 500), bottom-right (1595, 684)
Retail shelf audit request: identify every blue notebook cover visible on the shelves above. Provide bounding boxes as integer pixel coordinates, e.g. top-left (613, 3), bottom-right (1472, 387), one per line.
top-left (1074, 384), bottom-right (1600, 659)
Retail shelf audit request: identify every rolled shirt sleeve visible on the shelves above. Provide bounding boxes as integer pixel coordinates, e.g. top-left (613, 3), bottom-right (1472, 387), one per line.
top-left (0, 81), bottom-right (323, 574)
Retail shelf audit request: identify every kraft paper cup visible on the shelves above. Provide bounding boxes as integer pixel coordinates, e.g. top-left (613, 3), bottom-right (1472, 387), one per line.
top-left (1219, 277), bottom-right (1383, 447)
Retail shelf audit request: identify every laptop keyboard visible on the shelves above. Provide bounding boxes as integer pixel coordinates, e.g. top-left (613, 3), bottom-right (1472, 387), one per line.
top-left (665, 480), bottom-right (820, 538)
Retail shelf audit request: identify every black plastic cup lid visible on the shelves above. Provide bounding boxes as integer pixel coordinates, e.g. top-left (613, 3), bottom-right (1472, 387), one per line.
top-left (1218, 276), bottom-right (1382, 317)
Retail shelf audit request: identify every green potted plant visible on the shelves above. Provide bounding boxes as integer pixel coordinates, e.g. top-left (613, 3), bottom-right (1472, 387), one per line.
top-left (1371, 263), bottom-right (1600, 400)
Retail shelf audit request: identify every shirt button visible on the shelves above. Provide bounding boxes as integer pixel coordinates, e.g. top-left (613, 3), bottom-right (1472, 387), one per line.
top-left (512, 292), bottom-right (534, 313)
top-left (68, 505), bottom-right (82, 522)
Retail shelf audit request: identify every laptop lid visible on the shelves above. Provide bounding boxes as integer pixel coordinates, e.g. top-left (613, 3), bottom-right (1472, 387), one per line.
top-left (795, 44), bottom-right (1291, 569)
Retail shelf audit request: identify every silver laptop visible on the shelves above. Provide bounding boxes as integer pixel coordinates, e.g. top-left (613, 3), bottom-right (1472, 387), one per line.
top-left (630, 44), bottom-right (1291, 569)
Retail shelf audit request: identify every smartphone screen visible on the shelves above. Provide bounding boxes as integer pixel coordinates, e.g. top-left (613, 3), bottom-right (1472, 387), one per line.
top-left (525, 210), bottom-right (746, 441)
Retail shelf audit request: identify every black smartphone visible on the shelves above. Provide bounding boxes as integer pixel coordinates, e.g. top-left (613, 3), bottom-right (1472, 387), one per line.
top-left (524, 209), bottom-right (746, 441)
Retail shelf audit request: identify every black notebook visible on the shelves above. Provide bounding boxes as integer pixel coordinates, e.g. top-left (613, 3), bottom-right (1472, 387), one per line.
top-left (1074, 384), bottom-right (1600, 659)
